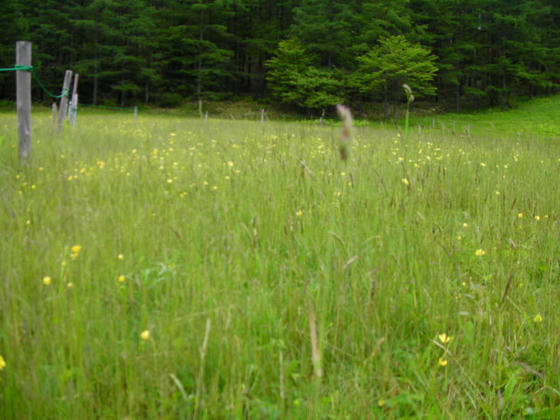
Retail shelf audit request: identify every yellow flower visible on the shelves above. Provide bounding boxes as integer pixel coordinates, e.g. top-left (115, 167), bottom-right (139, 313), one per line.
top-left (43, 276), bottom-right (52, 286)
top-left (438, 358), bottom-right (448, 367)
top-left (534, 314), bottom-right (543, 323)
top-left (475, 249), bottom-right (486, 257)
top-left (67, 282), bottom-right (74, 289)
top-left (438, 333), bottom-right (452, 344)
top-left (118, 275), bottom-right (126, 283)
top-left (140, 330), bottom-right (150, 340)
top-left (463, 223), bottom-right (469, 228)
top-left (402, 178), bottom-right (409, 186)
top-left (118, 253), bottom-right (124, 260)
top-left (0, 354), bottom-right (6, 370)
top-left (70, 245), bottom-right (82, 259)
top-left (534, 215), bottom-right (540, 221)
top-left (227, 161), bottom-right (234, 167)
top-left (377, 399), bottom-right (386, 407)
top-left (296, 210), bottom-right (304, 217)
top-left (518, 212), bottom-right (524, 219)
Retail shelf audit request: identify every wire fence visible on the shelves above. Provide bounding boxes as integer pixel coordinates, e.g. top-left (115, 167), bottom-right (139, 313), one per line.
top-left (0, 65), bottom-right (69, 99)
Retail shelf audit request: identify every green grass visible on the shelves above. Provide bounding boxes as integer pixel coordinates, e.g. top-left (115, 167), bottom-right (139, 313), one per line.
top-left (408, 95), bottom-right (560, 139)
top-left (1, 99), bottom-right (560, 419)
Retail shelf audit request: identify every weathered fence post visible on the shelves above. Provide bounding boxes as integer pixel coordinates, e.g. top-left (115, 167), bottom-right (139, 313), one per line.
top-left (134, 106), bottom-right (138, 123)
top-left (58, 69), bottom-right (72, 133)
top-left (51, 103), bottom-right (57, 130)
top-left (69, 73), bottom-right (79, 126)
top-left (71, 94), bottom-right (79, 127)
top-left (204, 110), bottom-right (208, 122)
top-left (260, 109), bottom-right (265, 123)
top-left (16, 41), bottom-right (32, 161)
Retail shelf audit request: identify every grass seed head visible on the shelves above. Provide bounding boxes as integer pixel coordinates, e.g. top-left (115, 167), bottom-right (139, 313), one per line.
top-left (336, 104), bottom-right (353, 162)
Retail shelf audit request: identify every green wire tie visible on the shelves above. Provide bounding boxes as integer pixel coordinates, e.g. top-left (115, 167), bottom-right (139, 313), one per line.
top-left (0, 65), bottom-right (69, 99)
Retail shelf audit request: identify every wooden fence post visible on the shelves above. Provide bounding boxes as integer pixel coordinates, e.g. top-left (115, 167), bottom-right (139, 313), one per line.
top-left (58, 69), bottom-right (72, 133)
top-left (134, 106), bottom-right (138, 122)
top-left (260, 109), bottom-right (265, 123)
top-left (51, 103), bottom-right (57, 130)
top-left (69, 73), bottom-right (79, 126)
top-left (16, 41), bottom-right (32, 161)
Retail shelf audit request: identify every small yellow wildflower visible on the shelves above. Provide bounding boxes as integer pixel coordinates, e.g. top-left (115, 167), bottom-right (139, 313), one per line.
top-left (0, 355), bottom-right (6, 370)
top-left (402, 178), bottom-right (410, 186)
top-left (227, 161), bottom-right (234, 167)
top-left (534, 215), bottom-right (540, 221)
top-left (475, 249), bottom-right (486, 257)
top-left (463, 223), bottom-right (468, 228)
top-left (438, 333), bottom-right (452, 344)
top-left (43, 276), bottom-right (52, 286)
top-left (118, 275), bottom-right (126, 283)
top-left (377, 399), bottom-right (386, 407)
top-left (140, 330), bottom-right (150, 340)
top-left (518, 212), bottom-right (524, 219)
top-left (67, 282), bottom-right (74, 289)
top-left (296, 210), bottom-right (304, 217)
top-left (438, 358), bottom-right (448, 367)
top-left (534, 314), bottom-right (543, 323)
top-left (118, 253), bottom-right (124, 260)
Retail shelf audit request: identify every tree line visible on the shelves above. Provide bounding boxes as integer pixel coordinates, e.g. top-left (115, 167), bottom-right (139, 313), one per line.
top-left (1, 0), bottom-right (559, 115)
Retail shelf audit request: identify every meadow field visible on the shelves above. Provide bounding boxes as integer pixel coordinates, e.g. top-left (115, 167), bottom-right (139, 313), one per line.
top-left (1, 102), bottom-right (560, 419)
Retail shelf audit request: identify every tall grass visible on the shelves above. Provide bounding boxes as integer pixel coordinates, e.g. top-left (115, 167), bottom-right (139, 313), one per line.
top-left (1, 107), bottom-right (559, 418)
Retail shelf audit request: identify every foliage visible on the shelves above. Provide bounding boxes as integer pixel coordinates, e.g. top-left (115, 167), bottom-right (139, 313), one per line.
top-left (266, 39), bottom-right (342, 111)
top-left (353, 35), bottom-right (438, 119)
top-left (0, 0), bottom-right (559, 111)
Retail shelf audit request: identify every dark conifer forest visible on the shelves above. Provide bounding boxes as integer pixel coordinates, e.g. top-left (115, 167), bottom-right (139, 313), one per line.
top-left (1, 0), bottom-right (559, 112)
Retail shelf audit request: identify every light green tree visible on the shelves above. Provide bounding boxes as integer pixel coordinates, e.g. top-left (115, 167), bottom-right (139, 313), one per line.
top-left (266, 39), bottom-right (342, 112)
top-left (354, 35), bottom-right (438, 121)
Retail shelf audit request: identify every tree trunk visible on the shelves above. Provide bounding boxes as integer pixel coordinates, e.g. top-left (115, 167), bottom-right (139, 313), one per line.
top-left (197, 8), bottom-right (204, 114)
top-left (456, 83), bottom-right (461, 113)
top-left (93, 75), bottom-right (98, 105)
top-left (383, 86), bottom-right (389, 120)
top-left (502, 73), bottom-right (508, 111)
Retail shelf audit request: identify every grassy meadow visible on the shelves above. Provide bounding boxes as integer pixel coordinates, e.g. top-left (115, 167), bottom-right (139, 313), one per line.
top-left (1, 102), bottom-right (560, 419)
